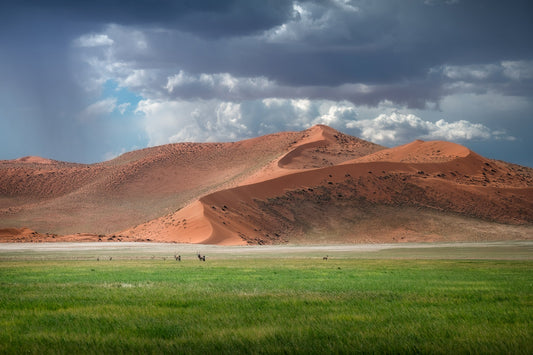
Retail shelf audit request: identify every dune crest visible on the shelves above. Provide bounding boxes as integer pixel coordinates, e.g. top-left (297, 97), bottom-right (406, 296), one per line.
top-left (350, 140), bottom-right (472, 164)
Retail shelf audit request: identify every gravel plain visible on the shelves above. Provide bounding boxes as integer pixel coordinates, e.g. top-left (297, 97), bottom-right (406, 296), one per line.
top-left (1, 241), bottom-right (532, 260)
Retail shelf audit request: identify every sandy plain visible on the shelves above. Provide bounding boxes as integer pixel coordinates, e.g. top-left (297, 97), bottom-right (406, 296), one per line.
top-left (1, 241), bottom-right (531, 260)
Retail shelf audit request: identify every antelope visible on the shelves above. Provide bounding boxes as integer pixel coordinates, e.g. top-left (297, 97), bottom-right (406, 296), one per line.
top-left (323, 256), bottom-right (328, 261)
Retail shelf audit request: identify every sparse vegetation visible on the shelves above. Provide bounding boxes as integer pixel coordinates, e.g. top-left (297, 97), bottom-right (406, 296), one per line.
top-left (1, 256), bottom-right (531, 354)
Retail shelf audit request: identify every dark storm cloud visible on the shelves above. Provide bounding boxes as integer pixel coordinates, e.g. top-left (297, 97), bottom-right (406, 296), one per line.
top-left (1, 0), bottom-right (294, 38)
top-left (265, 0), bottom-right (533, 87)
top-left (5, 0), bottom-right (533, 99)
top-left (66, 0), bottom-right (533, 107)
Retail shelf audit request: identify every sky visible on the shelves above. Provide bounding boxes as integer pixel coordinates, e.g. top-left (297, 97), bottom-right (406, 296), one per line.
top-left (0, 0), bottom-right (532, 166)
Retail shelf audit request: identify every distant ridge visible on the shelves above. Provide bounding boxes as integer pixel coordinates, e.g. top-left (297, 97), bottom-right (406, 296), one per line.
top-left (1, 125), bottom-right (531, 244)
top-left (12, 156), bottom-right (57, 164)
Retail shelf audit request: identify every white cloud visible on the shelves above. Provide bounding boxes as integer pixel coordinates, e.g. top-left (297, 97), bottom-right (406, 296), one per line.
top-left (332, 0), bottom-right (359, 12)
top-left (122, 69), bottom-right (152, 88)
top-left (136, 99), bottom-right (252, 146)
top-left (74, 34), bottom-right (114, 47)
top-left (431, 119), bottom-right (491, 141)
top-left (165, 71), bottom-right (197, 90)
top-left (136, 98), bottom-right (364, 146)
top-left (433, 61), bottom-right (533, 85)
top-left (78, 98), bottom-right (117, 121)
top-left (263, 2), bottom-right (340, 43)
top-left (501, 60), bottom-right (533, 80)
top-left (312, 104), bottom-right (357, 127)
top-left (117, 102), bottom-right (131, 115)
top-left (440, 64), bottom-right (498, 80)
top-left (346, 112), bottom-right (513, 146)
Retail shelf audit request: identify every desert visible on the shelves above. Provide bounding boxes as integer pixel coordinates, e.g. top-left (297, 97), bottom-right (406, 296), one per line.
top-left (3, 2), bottom-right (533, 353)
top-left (1, 125), bottom-right (531, 245)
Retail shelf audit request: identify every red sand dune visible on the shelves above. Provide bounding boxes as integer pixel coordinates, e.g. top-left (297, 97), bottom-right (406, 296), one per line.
top-left (1, 125), bottom-right (532, 244)
top-left (348, 139), bottom-right (472, 164)
top-left (14, 156), bottom-right (58, 164)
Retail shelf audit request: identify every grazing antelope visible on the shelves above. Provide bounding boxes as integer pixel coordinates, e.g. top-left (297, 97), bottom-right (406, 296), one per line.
top-left (323, 256), bottom-right (328, 261)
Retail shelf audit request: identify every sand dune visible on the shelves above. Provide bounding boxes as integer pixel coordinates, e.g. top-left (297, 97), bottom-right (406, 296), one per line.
top-left (349, 139), bottom-right (472, 163)
top-left (13, 156), bottom-right (58, 164)
top-left (1, 125), bottom-right (532, 244)
top-left (0, 129), bottom-right (312, 234)
top-left (122, 128), bottom-right (533, 245)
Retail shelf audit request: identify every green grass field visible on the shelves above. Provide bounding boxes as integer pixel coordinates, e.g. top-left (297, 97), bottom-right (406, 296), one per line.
top-left (1, 246), bottom-right (532, 354)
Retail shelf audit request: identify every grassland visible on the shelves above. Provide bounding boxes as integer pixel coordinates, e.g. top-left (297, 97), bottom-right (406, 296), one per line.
top-left (0, 243), bottom-right (532, 354)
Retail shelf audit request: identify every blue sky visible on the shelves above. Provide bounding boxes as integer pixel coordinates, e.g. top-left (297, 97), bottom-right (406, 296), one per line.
top-left (1, 0), bottom-right (532, 166)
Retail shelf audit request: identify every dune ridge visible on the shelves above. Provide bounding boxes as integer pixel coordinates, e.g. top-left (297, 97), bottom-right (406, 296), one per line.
top-left (1, 125), bottom-right (531, 244)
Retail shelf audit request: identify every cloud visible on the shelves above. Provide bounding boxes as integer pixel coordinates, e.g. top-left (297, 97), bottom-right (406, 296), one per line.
top-left (2, 0), bottom-right (533, 166)
top-left (165, 71), bottom-right (274, 101)
top-left (69, 0), bottom-right (533, 110)
top-left (136, 98), bottom-right (364, 146)
top-left (312, 104), bottom-right (357, 127)
top-left (438, 64), bottom-right (500, 81)
top-left (135, 99), bottom-right (215, 145)
top-left (74, 34), bottom-right (113, 47)
top-left (135, 94), bottom-right (517, 152)
top-left (501, 60), bottom-right (533, 81)
top-left (117, 102), bottom-right (130, 115)
top-left (71, 0), bottom-right (533, 112)
top-left (433, 61), bottom-right (533, 84)
top-left (78, 98), bottom-right (117, 121)
top-left (4, 0), bottom-right (294, 38)
top-left (346, 112), bottom-right (515, 146)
